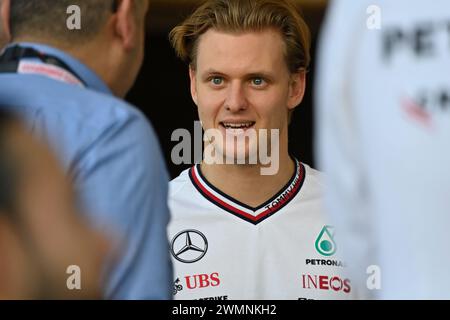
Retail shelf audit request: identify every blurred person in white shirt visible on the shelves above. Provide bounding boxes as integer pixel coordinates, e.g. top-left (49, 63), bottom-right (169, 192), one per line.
top-left (316, 0), bottom-right (450, 299)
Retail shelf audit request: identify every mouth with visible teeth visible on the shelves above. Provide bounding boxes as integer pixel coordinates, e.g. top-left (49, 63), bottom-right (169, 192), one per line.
top-left (220, 121), bottom-right (256, 130)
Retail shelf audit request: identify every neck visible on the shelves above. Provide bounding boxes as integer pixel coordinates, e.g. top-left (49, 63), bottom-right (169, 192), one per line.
top-left (200, 151), bottom-right (295, 208)
top-left (71, 45), bottom-right (123, 97)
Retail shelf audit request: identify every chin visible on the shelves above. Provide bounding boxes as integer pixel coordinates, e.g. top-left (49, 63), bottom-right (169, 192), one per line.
top-left (222, 140), bottom-right (259, 165)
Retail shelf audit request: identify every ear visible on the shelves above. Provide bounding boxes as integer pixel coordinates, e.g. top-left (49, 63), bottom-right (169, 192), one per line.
top-left (0, 0), bottom-right (11, 43)
top-left (287, 70), bottom-right (306, 110)
top-left (189, 65), bottom-right (199, 106)
top-left (113, 0), bottom-right (137, 51)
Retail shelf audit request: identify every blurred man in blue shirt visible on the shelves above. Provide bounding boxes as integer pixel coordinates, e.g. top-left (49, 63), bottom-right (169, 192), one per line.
top-left (0, 0), bottom-right (172, 299)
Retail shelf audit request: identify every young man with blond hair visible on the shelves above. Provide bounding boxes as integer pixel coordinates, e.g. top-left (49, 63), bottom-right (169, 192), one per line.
top-left (168, 0), bottom-right (356, 300)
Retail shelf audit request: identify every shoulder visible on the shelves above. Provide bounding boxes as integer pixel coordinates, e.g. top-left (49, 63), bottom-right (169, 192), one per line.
top-left (169, 167), bottom-right (193, 199)
top-left (0, 72), bottom-right (165, 173)
top-left (0, 74), bottom-right (146, 134)
top-left (301, 163), bottom-right (325, 197)
top-left (48, 82), bottom-right (148, 135)
top-left (1, 73), bottom-right (155, 143)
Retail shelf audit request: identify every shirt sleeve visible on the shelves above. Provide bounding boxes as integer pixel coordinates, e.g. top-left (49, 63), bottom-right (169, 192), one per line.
top-left (73, 108), bottom-right (172, 299)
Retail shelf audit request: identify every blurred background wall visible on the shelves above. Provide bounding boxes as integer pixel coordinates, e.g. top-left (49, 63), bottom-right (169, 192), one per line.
top-left (126, 0), bottom-right (329, 179)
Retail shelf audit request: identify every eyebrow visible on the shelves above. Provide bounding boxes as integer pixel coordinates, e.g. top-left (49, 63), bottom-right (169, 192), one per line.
top-left (200, 69), bottom-right (226, 79)
top-left (246, 72), bottom-right (275, 81)
top-left (200, 69), bottom-right (275, 81)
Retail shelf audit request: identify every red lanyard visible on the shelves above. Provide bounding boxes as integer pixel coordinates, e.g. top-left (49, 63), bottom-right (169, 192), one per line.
top-left (17, 60), bottom-right (84, 87)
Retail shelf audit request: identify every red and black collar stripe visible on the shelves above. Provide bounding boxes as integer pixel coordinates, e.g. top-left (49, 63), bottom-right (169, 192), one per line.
top-left (189, 159), bottom-right (305, 225)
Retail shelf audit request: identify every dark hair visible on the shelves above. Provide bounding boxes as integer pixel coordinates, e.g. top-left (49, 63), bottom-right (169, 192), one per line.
top-left (0, 108), bottom-right (19, 217)
top-left (10, 0), bottom-right (115, 44)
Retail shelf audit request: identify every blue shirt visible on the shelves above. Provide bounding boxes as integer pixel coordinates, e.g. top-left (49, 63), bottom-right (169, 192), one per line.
top-left (0, 43), bottom-right (172, 299)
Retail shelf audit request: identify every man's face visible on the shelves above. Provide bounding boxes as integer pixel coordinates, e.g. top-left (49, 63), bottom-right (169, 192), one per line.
top-left (190, 28), bottom-right (305, 162)
top-left (0, 124), bottom-right (110, 299)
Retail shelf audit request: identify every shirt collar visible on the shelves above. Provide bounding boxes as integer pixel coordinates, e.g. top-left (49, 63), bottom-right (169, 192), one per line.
top-left (7, 42), bottom-right (112, 95)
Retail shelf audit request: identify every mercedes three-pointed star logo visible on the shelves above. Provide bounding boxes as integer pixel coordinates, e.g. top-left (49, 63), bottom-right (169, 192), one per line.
top-left (170, 229), bottom-right (208, 263)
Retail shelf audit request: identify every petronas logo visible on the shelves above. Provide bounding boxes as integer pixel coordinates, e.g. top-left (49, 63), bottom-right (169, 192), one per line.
top-left (315, 226), bottom-right (337, 256)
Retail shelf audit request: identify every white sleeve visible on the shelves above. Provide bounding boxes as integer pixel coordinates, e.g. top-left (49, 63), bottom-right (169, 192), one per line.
top-left (315, 0), bottom-right (376, 298)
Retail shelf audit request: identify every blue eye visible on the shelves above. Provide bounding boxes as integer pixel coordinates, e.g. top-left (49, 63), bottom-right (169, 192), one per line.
top-left (252, 78), bottom-right (265, 86)
top-left (211, 77), bottom-right (223, 85)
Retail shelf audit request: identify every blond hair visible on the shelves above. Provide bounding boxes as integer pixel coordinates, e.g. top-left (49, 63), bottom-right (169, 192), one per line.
top-left (169, 0), bottom-right (311, 73)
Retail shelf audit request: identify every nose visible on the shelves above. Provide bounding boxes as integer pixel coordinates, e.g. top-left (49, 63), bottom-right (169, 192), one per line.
top-left (225, 81), bottom-right (248, 112)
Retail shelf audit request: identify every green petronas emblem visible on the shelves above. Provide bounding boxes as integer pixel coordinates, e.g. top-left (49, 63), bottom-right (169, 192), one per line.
top-left (315, 225), bottom-right (337, 256)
